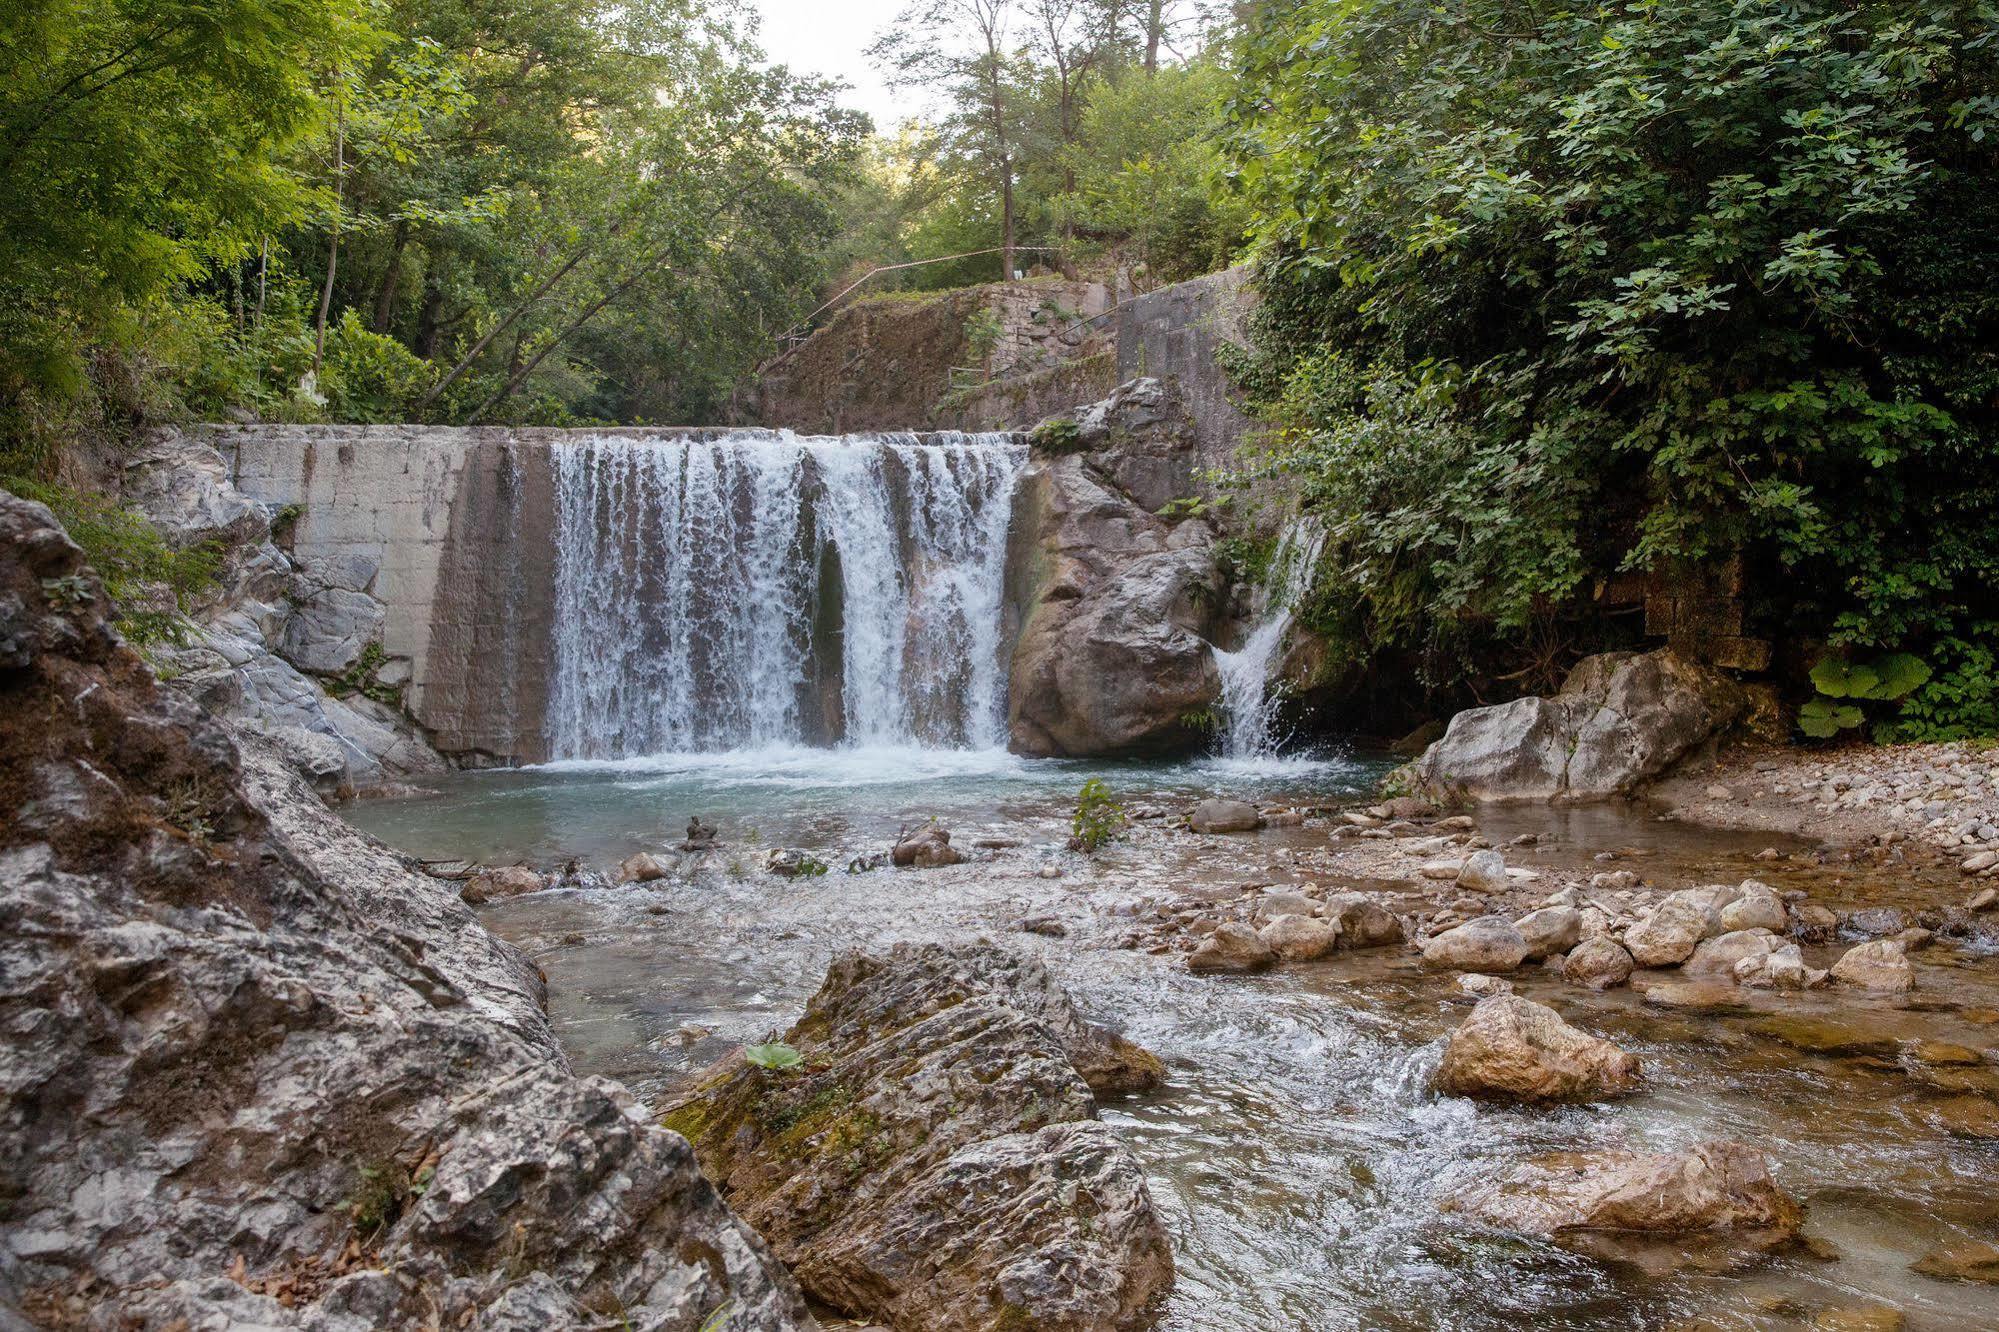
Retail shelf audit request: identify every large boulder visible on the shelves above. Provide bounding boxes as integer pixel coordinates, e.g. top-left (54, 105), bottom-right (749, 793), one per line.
top-left (1442, 1140), bottom-right (1804, 1258)
top-left (1624, 890), bottom-right (1718, 968)
top-left (1830, 939), bottom-right (1916, 991)
top-left (1563, 936), bottom-right (1636, 990)
top-left (1409, 650), bottom-right (1746, 801)
top-left (1187, 921), bottom-right (1277, 974)
top-left (660, 944), bottom-right (1172, 1332)
top-left (1431, 996), bottom-right (1642, 1103)
top-left (1189, 797), bottom-right (1262, 833)
top-left (0, 490), bottom-right (806, 1329)
top-left (1007, 387), bottom-right (1223, 757)
top-left (1323, 892), bottom-right (1406, 949)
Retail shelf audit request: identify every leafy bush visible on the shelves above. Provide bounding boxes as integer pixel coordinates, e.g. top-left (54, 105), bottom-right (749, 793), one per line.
top-left (1227, 0), bottom-right (1999, 731)
top-left (1799, 652), bottom-right (1932, 739)
top-left (1029, 417), bottom-right (1082, 453)
top-left (1070, 779), bottom-right (1128, 854)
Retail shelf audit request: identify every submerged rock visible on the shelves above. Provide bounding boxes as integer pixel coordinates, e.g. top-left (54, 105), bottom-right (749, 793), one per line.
top-left (660, 944), bottom-right (1172, 1331)
top-left (1188, 921), bottom-right (1277, 974)
top-left (1911, 1241), bottom-right (1999, 1284)
top-left (0, 489), bottom-right (806, 1329)
top-left (1409, 649), bottom-right (1746, 802)
top-left (1830, 939), bottom-right (1916, 991)
top-left (1422, 915), bottom-right (1530, 972)
top-left (1432, 996), bottom-right (1641, 1103)
top-left (1442, 1140), bottom-right (1804, 1261)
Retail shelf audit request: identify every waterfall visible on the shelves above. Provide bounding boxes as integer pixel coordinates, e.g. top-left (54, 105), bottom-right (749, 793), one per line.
top-left (547, 430), bottom-right (1025, 761)
top-left (1213, 520), bottom-right (1327, 760)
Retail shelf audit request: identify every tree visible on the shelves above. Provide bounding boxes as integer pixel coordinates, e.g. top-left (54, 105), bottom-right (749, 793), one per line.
top-left (872, 0), bottom-right (1026, 281)
top-left (1227, 0), bottom-right (1999, 734)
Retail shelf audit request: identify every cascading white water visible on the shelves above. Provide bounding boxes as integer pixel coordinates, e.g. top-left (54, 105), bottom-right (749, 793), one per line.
top-left (1212, 520), bottom-right (1327, 760)
top-left (547, 430), bottom-right (1025, 761)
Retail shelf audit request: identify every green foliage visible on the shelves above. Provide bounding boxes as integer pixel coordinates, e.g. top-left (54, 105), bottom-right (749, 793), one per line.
top-left (745, 1042), bottom-right (804, 1072)
top-left (1227, 0), bottom-right (1999, 731)
top-left (1882, 629), bottom-right (1999, 742)
top-left (1801, 650), bottom-right (1934, 739)
top-left (1214, 535), bottom-right (1275, 587)
top-left (327, 640), bottom-right (402, 705)
top-left (1029, 416), bottom-right (1082, 452)
top-left (1070, 778), bottom-right (1127, 853)
top-left (6, 480), bottom-right (217, 646)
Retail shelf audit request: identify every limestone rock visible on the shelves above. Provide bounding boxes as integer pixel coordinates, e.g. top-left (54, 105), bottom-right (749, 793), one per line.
top-left (0, 488), bottom-right (807, 1330)
top-left (1719, 887), bottom-right (1788, 933)
top-left (1422, 916), bottom-right (1530, 973)
top-left (1830, 940), bottom-right (1916, 992)
top-left (1322, 893), bottom-right (1405, 949)
top-left (1912, 1241), bottom-right (1999, 1283)
top-left (1457, 849), bottom-right (1509, 892)
top-left (661, 943), bottom-right (1173, 1331)
top-left (1189, 797), bottom-right (1263, 834)
top-left (1514, 906), bottom-right (1584, 960)
top-left (461, 864), bottom-right (547, 904)
top-left (1432, 996), bottom-right (1641, 1103)
top-left (1259, 915), bottom-right (1339, 961)
top-left (1410, 650), bottom-right (1746, 802)
top-left (892, 825), bottom-right (966, 868)
top-left (1625, 891), bottom-right (1717, 968)
top-left (1734, 942), bottom-right (1825, 990)
top-left (1442, 1140), bottom-right (1803, 1241)
top-left (1188, 921), bottom-right (1277, 974)
top-left (1563, 936), bottom-right (1636, 989)
top-left (1006, 423), bottom-right (1222, 756)
top-left (618, 851), bottom-right (668, 883)
top-left (281, 584), bottom-right (387, 675)
top-left (1684, 928), bottom-right (1785, 977)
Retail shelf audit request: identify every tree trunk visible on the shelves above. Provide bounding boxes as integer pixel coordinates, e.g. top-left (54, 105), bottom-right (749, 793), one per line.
top-left (1145, 0), bottom-right (1164, 72)
top-left (312, 95), bottom-right (346, 377)
top-left (372, 220), bottom-right (409, 334)
top-left (414, 275), bottom-right (443, 359)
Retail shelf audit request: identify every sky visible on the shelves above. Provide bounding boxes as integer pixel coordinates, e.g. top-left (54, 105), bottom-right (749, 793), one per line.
top-left (748, 0), bottom-right (922, 129)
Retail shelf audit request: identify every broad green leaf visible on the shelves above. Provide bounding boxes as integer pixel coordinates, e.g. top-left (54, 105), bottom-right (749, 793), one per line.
top-left (1798, 699), bottom-right (1862, 738)
top-left (745, 1042), bottom-right (803, 1071)
top-left (1860, 653), bottom-right (1931, 701)
top-left (1809, 657), bottom-right (1877, 699)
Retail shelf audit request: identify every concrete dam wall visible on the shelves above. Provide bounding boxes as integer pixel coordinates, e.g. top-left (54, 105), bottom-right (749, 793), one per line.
top-left (204, 425), bottom-right (1027, 766)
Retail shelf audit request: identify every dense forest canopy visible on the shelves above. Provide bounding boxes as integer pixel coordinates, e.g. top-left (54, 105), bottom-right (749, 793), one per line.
top-left (4, 0), bottom-right (1997, 737)
top-left (1227, 0), bottom-right (1999, 737)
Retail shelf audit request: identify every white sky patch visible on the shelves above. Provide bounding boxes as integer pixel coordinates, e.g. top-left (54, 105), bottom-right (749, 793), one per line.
top-left (748, 0), bottom-right (938, 129)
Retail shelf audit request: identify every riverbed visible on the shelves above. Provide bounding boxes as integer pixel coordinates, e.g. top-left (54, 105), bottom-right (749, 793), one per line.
top-left (351, 753), bottom-right (1999, 1331)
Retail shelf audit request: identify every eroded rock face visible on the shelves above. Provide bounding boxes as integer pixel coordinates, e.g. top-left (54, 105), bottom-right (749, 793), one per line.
top-left (1007, 385), bottom-right (1221, 758)
top-left (661, 943), bottom-right (1172, 1332)
top-left (1410, 650), bottom-right (1746, 802)
top-left (1431, 996), bottom-right (1641, 1103)
top-left (122, 432), bottom-right (443, 792)
top-left (0, 490), bottom-right (806, 1329)
top-left (1442, 1140), bottom-right (1803, 1246)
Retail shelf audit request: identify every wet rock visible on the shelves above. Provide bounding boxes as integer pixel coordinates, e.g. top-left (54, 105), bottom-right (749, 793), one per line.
top-left (1458, 974), bottom-right (1515, 999)
top-left (1188, 921), bottom-right (1277, 974)
top-left (1515, 906), bottom-right (1584, 960)
top-left (1252, 890), bottom-right (1316, 921)
top-left (1734, 943), bottom-right (1825, 991)
top-left (1811, 1306), bottom-right (1905, 1332)
top-left (1457, 849), bottom-right (1508, 892)
top-left (1684, 928), bottom-right (1784, 977)
top-left (1432, 995), bottom-right (1641, 1103)
top-left (0, 489), bottom-right (807, 1329)
top-left (1441, 1140), bottom-right (1803, 1246)
top-left (1644, 980), bottom-right (1755, 1014)
top-left (1625, 891), bottom-right (1717, 968)
top-left (1322, 892), bottom-right (1405, 949)
top-left (618, 851), bottom-right (667, 883)
top-left (1925, 1095), bottom-right (1999, 1140)
top-left (661, 944), bottom-right (1172, 1331)
top-left (1911, 1240), bottom-right (1999, 1283)
top-left (892, 825), bottom-right (966, 868)
top-left (1790, 901), bottom-right (1840, 943)
top-left (1189, 798), bottom-right (1263, 834)
top-left (1016, 915), bottom-right (1068, 938)
top-left (766, 847), bottom-right (829, 877)
top-left (1751, 1015), bottom-right (1899, 1058)
top-left (1829, 940), bottom-right (1915, 992)
top-left (1423, 916), bottom-right (1530, 972)
top-left (1844, 907), bottom-right (1908, 938)
top-left (1409, 650), bottom-right (1746, 802)
top-left (1719, 888), bottom-right (1788, 933)
top-left (461, 864), bottom-right (547, 904)
top-left (1563, 937), bottom-right (1636, 990)
top-left (1259, 915), bottom-right (1340, 962)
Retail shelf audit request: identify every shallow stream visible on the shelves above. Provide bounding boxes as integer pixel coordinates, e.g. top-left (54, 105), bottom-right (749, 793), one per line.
top-left (350, 751), bottom-right (1999, 1331)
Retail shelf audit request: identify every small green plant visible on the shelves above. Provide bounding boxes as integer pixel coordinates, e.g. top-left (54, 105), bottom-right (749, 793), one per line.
top-left (745, 1042), bottom-right (804, 1072)
top-left (1029, 416), bottom-right (1083, 453)
top-left (1070, 779), bottom-right (1128, 853)
top-left (327, 641), bottom-right (403, 706)
top-left (1800, 651), bottom-right (1933, 739)
top-left (1157, 495), bottom-right (1223, 519)
top-left (1180, 706), bottom-right (1219, 734)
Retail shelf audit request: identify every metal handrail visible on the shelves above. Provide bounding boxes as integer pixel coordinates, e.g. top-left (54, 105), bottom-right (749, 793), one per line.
top-left (757, 246), bottom-right (1067, 375)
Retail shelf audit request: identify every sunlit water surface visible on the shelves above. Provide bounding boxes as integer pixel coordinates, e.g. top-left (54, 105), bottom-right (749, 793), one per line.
top-left (349, 749), bottom-right (1999, 1331)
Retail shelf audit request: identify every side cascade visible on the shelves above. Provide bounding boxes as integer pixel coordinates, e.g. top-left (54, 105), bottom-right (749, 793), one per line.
top-left (1212, 519), bottom-right (1328, 760)
top-left (547, 430), bottom-right (1026, 760)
